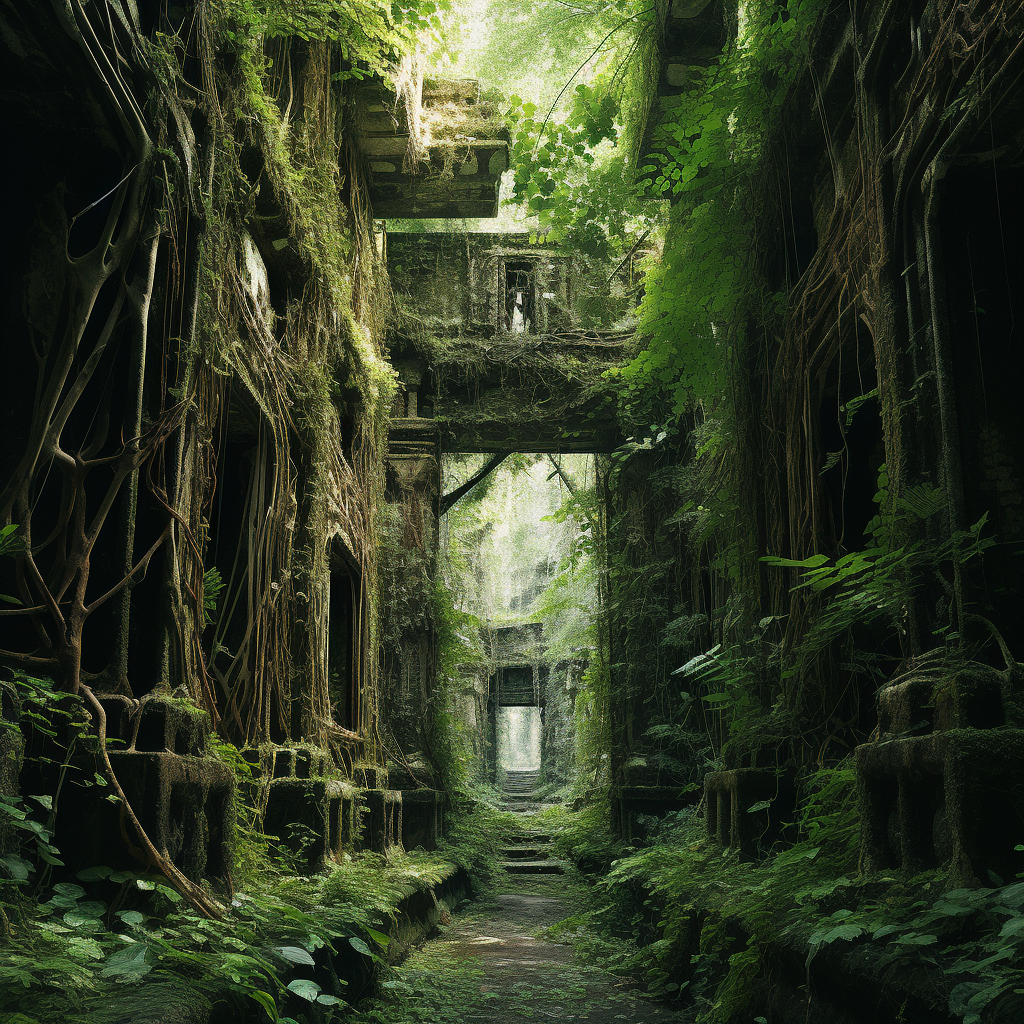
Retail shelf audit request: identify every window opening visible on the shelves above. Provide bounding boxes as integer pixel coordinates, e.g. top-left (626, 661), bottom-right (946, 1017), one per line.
top-left (504, 261), bottom-right (535, 334)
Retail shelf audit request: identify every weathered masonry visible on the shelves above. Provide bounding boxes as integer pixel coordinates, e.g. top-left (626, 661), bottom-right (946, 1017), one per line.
top-left (378, 229), bottom-right (637, 777)
top-left (0, 0), bottom-right (514, 890)
top-left (386, 230), bottom-right (636, 452)
top-left (615, 0), bottom-right (1024, 889)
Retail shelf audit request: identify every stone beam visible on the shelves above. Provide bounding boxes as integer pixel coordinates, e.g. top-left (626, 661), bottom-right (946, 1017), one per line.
top-left (414, 332), bottom-right (629, 454)
top-left (352, 78), bottom-right (508, 219)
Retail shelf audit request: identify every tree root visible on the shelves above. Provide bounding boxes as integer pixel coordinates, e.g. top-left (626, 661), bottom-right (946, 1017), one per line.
top-left (80, 684), bottom-right (225, 920)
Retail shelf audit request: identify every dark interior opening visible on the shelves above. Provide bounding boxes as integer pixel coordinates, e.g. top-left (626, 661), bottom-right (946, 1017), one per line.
top-left (495, 664), bottom-right (536, 706)
top-left (943, 163), bottom-right (1024, 639)
top-left (64, 140), bottom-right (130, 259)
top-left (134, 706), bottom-right (166, 752)
top-left (126, 464), bottom-right (170, 695)
top-left (329, 543), bottom-right (358, 731)
top-left (205, 436), bottom-right (256, 669)
top-left (505, 261), bottom-right (535, 333)
top-left (205, 785), bottom-right (230, 883)
top-left (820, 319), bottom-right (883, 552)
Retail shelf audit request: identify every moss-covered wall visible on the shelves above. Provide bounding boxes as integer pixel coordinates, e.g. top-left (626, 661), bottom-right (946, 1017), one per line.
top-left (606, 0), bottom-right (1024, 845)
top-left (0, 2), bottom-right (404, 765)
top-left (388, 231), bottom-right (633, 336)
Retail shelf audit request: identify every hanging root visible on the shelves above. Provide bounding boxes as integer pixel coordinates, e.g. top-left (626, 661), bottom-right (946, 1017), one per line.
top-left (80, 684), bottom-right (225, 920)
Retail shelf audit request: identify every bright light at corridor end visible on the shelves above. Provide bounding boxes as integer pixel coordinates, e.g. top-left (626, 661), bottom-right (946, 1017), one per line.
top-left (497, 706), bottom-right (541, 771)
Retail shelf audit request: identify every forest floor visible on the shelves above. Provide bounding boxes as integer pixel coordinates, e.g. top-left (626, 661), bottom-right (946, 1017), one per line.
top-left (347, 819), bottom-right (694, 1024)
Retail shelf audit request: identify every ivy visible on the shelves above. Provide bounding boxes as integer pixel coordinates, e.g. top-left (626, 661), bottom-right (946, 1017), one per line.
top-left (212, 0), bottom-right (449, 78)
top-left (609, 1), bottom-right (819, 425)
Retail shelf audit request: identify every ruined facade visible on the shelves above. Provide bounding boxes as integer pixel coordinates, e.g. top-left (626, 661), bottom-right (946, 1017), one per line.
top-left (0, 2), bottom-right (508, 887)
top-left (614, 0), bottom-right (1024, 886)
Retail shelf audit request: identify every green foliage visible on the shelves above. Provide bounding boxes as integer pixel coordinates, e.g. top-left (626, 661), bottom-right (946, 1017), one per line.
top-left (212, 0), bottom-right (447, 77)
top-left (762, 509), bottom-right (995, 676)
top-left (549, 804), bottom-right (621, 873)
top-left (1, 843), bottom-right (478, 1022)
top-left (1, 675), bottom-right (95, 887)
top-left (0, 522), bottom-right (22, 558)
top-left (436, 799), bottom-right (512, 896)
top-left (612, 2), bottom-right (817, 424)
top-left (0, 522), bottom-right (24, 606)
top-left (201, 567), bottom-right (225, 628)
top-left (428, 579), bottom-right (482, 795)
top-left (550, 761), bottom-right (1024, 1023)
top-left (507, 82), bottom-right (653, 258)
top-left (207, 735), bottom-right (276, 884)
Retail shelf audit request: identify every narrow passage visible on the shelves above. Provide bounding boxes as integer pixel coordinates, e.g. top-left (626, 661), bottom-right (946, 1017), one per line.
top-left (354, 812), bottom-right (690, 1024)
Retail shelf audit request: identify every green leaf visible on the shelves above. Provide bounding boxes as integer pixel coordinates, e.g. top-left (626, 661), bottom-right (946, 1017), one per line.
top-left (348, 935), bottom-right (373, 957)
top-left (272, 945), bottom-right (315, 966)
top-left (998, 881), bottom-right (1024, 907)
top-left (365, 927), bottom-right (391, 949)
top-left (248, 990), bottom-right (279, 1021)
top-left (1, 853), bottom-right (32, 881)
top-left (101, 943), bottom-right (151, 983)
top-left (820, 924), bottom-right (864, 944)
top-left (64, 911), bottom-right (102, 930)
top-left (286, 978), bottom-right (321, 1002)
top-left (760, 553), bottom-right (830, 569)
top-left (77, 865), bottom-right (114, 881)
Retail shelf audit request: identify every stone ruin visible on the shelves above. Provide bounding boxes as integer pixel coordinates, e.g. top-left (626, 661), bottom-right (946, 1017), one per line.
top-left (857, 665), bottom-right (1024, 887)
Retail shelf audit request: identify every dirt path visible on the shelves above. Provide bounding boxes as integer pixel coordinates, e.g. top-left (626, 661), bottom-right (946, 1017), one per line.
top-left (351, 873), bottom-right (693, 1023)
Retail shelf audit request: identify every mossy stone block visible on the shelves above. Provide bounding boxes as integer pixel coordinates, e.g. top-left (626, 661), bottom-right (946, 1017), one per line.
top-left (56, 751), bottom-right (234, 885)
top-left (857, 727), bottom-right (1024, 886)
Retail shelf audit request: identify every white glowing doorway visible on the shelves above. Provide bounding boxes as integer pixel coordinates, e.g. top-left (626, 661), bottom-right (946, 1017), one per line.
top-left (496, 706), bottom-right (541, 771)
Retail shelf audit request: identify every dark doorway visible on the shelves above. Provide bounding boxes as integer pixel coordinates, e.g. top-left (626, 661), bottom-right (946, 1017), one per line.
top-left (328, 542), bottom-right (359, 731)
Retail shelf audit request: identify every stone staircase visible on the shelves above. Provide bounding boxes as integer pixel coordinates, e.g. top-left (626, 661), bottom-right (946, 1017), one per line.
top-left (499, 832), bottom-right (565, 875)
top-left (500, 769), bottom-right (542, 811)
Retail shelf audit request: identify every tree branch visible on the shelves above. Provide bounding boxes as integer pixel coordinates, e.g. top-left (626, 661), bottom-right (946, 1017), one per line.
top-left (439, 451), bottom-right (513, 516)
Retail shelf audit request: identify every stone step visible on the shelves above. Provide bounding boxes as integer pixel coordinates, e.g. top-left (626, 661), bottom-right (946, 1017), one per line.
top-left (501, 858), bottom-right (566, 875)
top-left (502, 772), bottom-right (541, 793)
top-left (505, 832), bottom-right (553, 844)
top-left (500, 846), bottom-right (551, 860)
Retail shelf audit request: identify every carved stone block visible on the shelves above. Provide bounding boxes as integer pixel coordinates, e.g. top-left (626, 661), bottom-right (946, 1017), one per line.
top-left (401, 789), bottom-right (441, 851)
top-left (704, 768), bottom-right (794, 859)
top-left (58, 751), bottom-right (234, 885)
top-left (857, 728), bottom-right (1024, 886)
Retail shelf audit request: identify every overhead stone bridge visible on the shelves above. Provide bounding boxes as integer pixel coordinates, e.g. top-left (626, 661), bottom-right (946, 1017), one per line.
top-left (390, 328), bottom-right (631, 456)
top-left (386, 230), bottom-right (639, 458)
